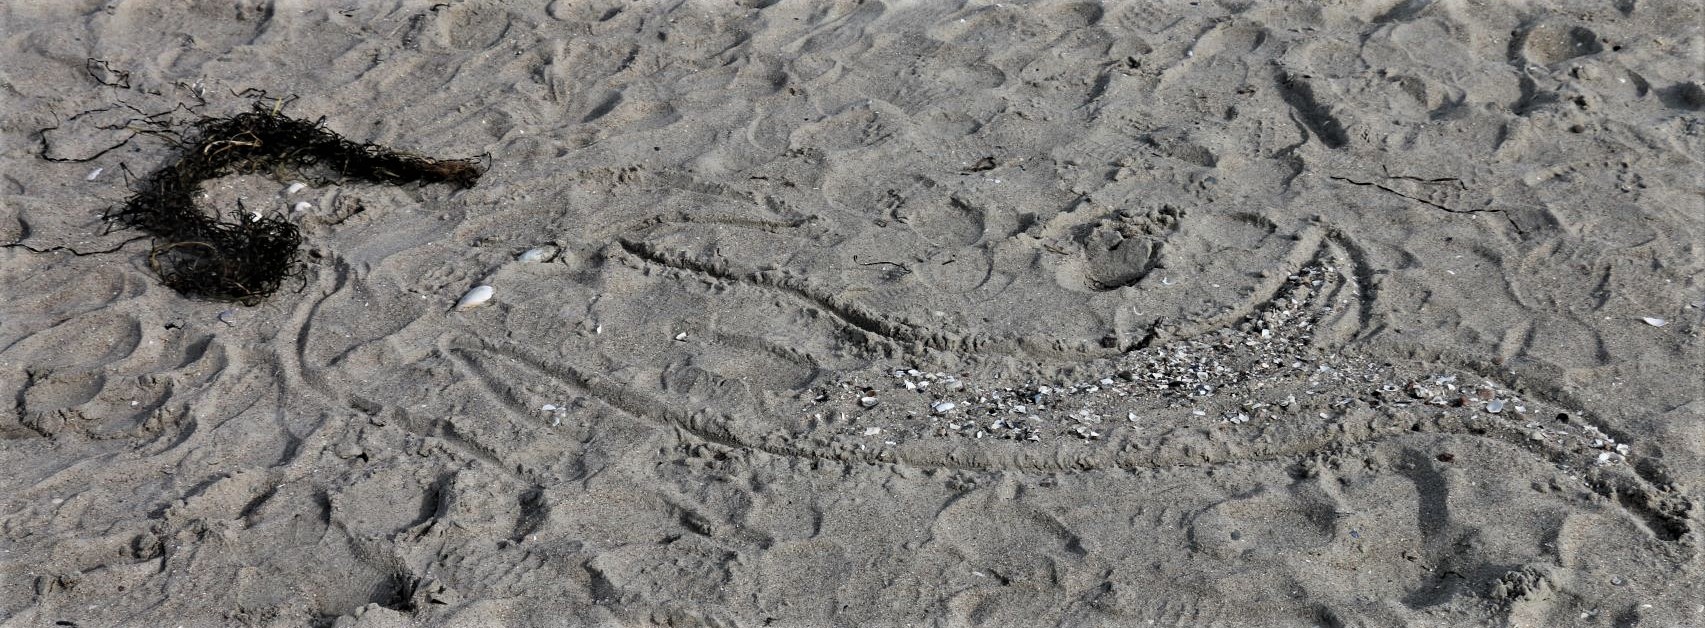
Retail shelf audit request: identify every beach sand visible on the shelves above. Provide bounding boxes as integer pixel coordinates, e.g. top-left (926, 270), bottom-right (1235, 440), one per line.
top-left (1, 1), bottom-right (1701, 626)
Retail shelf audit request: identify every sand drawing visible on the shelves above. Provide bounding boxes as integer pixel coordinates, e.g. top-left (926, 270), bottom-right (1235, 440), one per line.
top-left (2, 2), bottom-right (1699, 625)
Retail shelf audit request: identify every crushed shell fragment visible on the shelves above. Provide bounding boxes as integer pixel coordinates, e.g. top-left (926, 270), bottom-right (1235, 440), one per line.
top-left (518, 246), bottom-right (557, 262)
top-left (1641, 317), bottom-right (1667, 327)
top-left (456, 285), bottom-right (495, 310)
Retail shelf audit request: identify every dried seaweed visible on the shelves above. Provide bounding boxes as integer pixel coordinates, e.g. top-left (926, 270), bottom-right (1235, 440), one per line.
top-left (107, 103), bottom-right (485, 304)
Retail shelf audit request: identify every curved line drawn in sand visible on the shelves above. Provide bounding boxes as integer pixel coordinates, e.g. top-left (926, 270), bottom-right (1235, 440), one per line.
top-left (412, 225), bottom-right (1694, 553)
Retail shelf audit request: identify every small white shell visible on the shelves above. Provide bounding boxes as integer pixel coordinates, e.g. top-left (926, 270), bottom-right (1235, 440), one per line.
top-left (862, 426), bottom-right (882, 436)
top-left (859, 396), bottom-right (879, 408)
top-left (1641, 317), bottom-right (1666, 327)
top-left (518, 246), bottom-right (557, 263)
top-left (456, 285), bottom-right (494, 310)
top-left (86, 167), bottom-right (104, 181)
top-left (931, 401), bottom-right (957, 414)
top-left (292, 201), bottom-right (312, 213)
top-left (285, 182), bottom-right (307, 195)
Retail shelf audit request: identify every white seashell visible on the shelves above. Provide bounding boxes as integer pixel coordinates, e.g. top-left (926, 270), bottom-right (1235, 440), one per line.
top-left (1486, 399), bottom-right (1506, 413)
top-left (285, 182), bottom-right (307, 195)
top-left (863, 426), bottom-right (882, 436)
top-left (456, 285), bottom-right (494, 310)
top-left (859, 396), bottom-right (879, 408)
top-left (86, 167), bottom-right (104, 181)
top-left (1641, 317), bottom-right (1666, 327)
top-left (292, 201), bottom-right (312, 213)
top-left (931, 401), bottom-right (957, 414)
top-left (674, 332), bottom-right (688, 341)
top-left (518, 246), bottom-right (557, 263)
top-left (541, 404), bottom-right (557, 412)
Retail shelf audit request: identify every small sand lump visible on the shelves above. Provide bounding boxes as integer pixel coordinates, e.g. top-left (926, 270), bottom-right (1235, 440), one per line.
top-left (456, 285), bottom-right (495, 310)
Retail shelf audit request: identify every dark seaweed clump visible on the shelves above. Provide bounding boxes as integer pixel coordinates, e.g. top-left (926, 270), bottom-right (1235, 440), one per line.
top-left (111, 105), bottom-right (484, 305)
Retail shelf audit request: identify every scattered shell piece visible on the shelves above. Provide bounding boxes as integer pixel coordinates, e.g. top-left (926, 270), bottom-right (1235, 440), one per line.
top-left (285, 182), bottom-right (307, 195)
top-left (1486, 399), bottom-right (1506, 413)
top-left (674, 332), bottom-right (688, 341)
top-left (1641, 317), bottom-right (1667, 327)
top-left (86, 167), bottom-right (103, 181)
top-left (292, 201), bottom-right (312, 213)
top-left (541, 404), bottom-right (557, 412)
top-left (863, 426), bottom-right (883, 436)
top-left (931, 401), bottom-right (957, 414)
top-left (859, 396), bottom-right (879, 408)
top-left (518, 246), bottom-right (557, 263)
top-left (456, 285), bottom-right (495, 310)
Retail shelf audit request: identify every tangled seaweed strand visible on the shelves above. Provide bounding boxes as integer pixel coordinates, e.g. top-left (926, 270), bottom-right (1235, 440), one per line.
top-left (111, 104), bottom-right (484, 305)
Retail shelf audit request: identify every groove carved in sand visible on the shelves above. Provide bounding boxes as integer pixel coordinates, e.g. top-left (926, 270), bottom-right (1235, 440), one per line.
top-left (424, 230), bottom-right (1694, 550)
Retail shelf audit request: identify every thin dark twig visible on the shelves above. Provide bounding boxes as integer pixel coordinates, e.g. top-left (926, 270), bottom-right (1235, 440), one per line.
top-left (1329, 175), bottom-right (1499, 215)
top-left (2, 235), bottom-right (149, 256)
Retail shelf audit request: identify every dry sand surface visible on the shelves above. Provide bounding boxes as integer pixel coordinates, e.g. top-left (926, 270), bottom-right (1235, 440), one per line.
top-left (2, 1), bottom-right (1703, 626)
